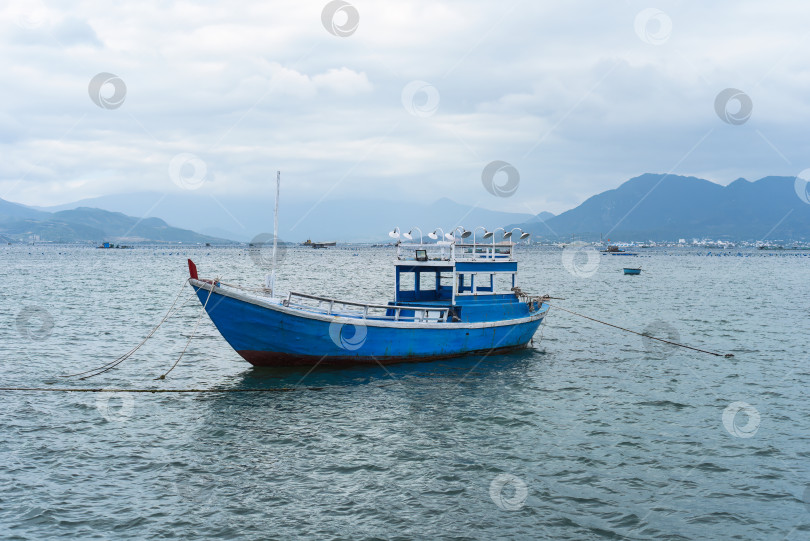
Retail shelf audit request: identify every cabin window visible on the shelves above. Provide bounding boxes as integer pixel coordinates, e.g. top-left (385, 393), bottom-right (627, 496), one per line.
top-left (457, 273), bottom-right (475, 293)
top-left (475, 273), bottom-right (493, 293)
top-left (455, 272), bottom-right (515, 294)
top-left (419, 272), bottom-right (436, 291)
top-left (398, 272), bottom-right (415, 292)
top-left (493, 273), bottom-right (515, 293)
top-left (396, 270), bottom-right (452, 295)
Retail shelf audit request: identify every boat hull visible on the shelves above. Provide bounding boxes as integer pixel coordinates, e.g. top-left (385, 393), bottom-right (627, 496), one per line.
top-left (191, 281), bottom-right (546, 367)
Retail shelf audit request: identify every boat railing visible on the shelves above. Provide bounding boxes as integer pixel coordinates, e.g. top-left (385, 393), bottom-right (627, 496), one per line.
top-left (396, 242), bottom-right (514, 262)
top-left (285, 291), bottom-right (450, 323)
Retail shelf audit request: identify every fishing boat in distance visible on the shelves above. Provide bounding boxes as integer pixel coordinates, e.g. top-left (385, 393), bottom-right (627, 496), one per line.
top-left (97, 241), bottom-right (132, 249)
top-left (186, 227), bottom-right (549, 367)
top-left (602, 245), bottom-right (638, 256)
top-left (302, 239), bottom-right (337, 248)
top-left (623, 267), bottom-right (642, 275)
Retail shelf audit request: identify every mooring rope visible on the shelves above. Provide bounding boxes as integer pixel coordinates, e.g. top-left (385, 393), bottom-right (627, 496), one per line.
top-left (79, 290), bottom-right (198, 380)
top-left (61, 278), bottom-right (194, 379)
top-left (548, 303), bottom-right (734, 358)
top-left (156, 280), bottom-right (216, 380)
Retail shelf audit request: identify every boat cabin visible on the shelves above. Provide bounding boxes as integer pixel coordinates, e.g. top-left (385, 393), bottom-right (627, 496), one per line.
top-left (391, 242), bottom-right (527, 323)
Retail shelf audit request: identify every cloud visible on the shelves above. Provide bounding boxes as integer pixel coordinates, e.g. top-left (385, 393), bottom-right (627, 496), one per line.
top-left (313, 67), bottom-right (372, 95)
top-left (52, 18), bottom-right (102, 47)
top-left (0, 0), bottom-right (809, 216)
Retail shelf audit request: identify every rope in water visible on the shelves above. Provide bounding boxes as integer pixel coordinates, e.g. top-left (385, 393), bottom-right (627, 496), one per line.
top-left (61, 278), bottom-right (194, 379)
top-left (156, 280), bottom-right (216, 380)
top-left (547, 303), bottom-right (734, 358)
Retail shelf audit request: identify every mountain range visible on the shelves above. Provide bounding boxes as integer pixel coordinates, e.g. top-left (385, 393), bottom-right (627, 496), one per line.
top-left (0, 202), bottom-right (230, 244)
top-left (3, 173), bottom-right (808, 243)
top-left (512, 174), bottom-right (810, 241)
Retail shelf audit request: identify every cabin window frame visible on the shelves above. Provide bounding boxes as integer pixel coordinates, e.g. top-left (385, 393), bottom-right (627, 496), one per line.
top-left (395, 265), bottom-right (455, 302)
top-left (454, 270), bottom-right (517, 296)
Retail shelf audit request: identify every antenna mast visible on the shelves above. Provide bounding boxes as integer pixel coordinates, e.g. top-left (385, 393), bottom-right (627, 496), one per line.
top-left (266, 170), bottom-right (280, 296)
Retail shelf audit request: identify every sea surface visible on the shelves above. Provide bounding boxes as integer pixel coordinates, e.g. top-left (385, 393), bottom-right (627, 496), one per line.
top-left (0, 244), bottom-right (808, 540)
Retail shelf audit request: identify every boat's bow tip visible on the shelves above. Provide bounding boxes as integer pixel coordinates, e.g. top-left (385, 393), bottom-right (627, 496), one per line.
top-left (188, 258), bottom-right (198, 280)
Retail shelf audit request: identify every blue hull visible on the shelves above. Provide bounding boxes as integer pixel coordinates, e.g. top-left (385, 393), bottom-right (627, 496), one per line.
top-left (623, 268), bottom-right (641, 275)
top-left (192, 282), bottom-right (546, 366)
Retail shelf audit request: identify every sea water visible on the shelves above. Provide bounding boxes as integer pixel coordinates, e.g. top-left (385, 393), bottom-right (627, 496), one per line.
top-left (0, 244), bottom-right (808, 540)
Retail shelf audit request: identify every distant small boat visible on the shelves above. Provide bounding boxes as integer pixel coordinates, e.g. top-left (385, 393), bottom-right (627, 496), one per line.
top-left (623, 267), bottom-right (641, 275)
top-left (602, 245), bottom-right (638, 256)
top-left (302, 239), bottom-right (336, 248)
top-left (97, 242), bottom-right (132, 249)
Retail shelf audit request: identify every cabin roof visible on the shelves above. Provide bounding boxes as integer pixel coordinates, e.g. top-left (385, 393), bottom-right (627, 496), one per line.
top-left (395, 242), bottom-right (517, 266)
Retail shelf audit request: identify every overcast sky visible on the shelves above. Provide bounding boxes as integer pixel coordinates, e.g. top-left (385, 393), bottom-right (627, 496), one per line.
top-left (1, 0), bottom-right (809, 215)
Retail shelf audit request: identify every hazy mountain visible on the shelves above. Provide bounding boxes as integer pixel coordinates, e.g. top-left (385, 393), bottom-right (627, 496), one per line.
top-left (0, 198), bottom-right (50, 222)
top-left (38, 193), bottom-right (541, 242)
top-left (0, 199), bottom-right (231, 244)
top-left (527, 211), bottom-right (555, 223)
top-left (513, 174), bottom-right (810, 241)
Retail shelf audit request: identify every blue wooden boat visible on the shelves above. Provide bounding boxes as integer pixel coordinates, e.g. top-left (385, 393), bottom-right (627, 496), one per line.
top-left (623, 267), bottom-right (642, 275)
top-left (186, 237), bottom-right (549, 366)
